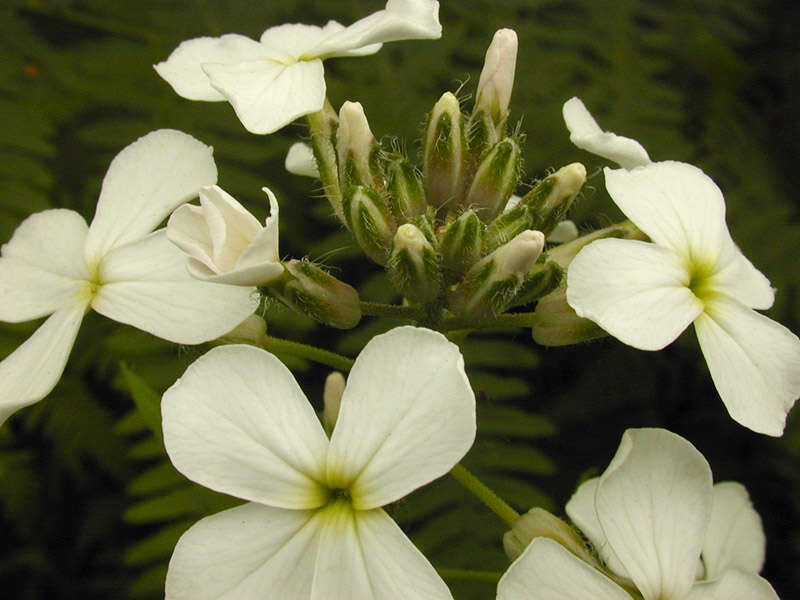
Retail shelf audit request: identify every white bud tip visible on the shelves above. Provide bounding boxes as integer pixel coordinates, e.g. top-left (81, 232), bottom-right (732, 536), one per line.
top-left (323, 371), bottom-right (346, 429)
top-left (338, 100), bottom-right (374, 147)
top-left (476, 29), bottom-right (518, 115)
top-left (434, 91), bottom-right (460, 114)
top-left (394, 223), bottom-right (426, 248)
top-left (553, 162), bottom-right (586, 194)
top-left (497, 230), bottom-right (545, 275)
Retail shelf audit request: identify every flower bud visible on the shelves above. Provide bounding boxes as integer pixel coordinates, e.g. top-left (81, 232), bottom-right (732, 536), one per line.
top-left (464, 137), bottom-right (521, 222)
top-left (337, 101), bottom-right (383, 193)
top-left (509, 257), bottom-right (564, 308)
top-left (423, 92), bottom-right (466, 208)
top-left (439, 209), bottom-right (485, 282)
top-left (521, 163), bottom-right (586, 234)
top-left (167, 185), bottom-right (284, 286)
top-left (343, 185), bottom-right (396, 266)
top-left (475, 29), bottom-right (518, 129)
top-left (484, 202), bottom-right (534, 253)
top-left (547, 219), bottom-right (579, 244)
top-left (387, 224), bottom-right (442, 304)
top-left (307, 101), bottom-right (345, 225)
top-left (268, 259), bottom-right (361, 329)
top-left (322, 371), bottom-right (346, 433)
top-left (450, 230), bottom-right (544, 321)
top-left (214, 314), bottom-right (268, 346)
top-left (386, 157), bottom-right (426, 223)
top-left (503, 508), bottom-right (595, 565)
top-left (285, 142), bottom-right (319, 179)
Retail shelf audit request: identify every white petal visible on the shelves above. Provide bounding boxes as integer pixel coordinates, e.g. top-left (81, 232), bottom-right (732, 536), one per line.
top-left (204, 59), bottom-right (325, 134)
top-left (565, 478), bottom-right (629, 578)
top-left (687, 569), bottom-right (779, 600)
top-left (85, 130), bottom-right (217, 264)
top-left (162, 345), bottom-right (330, 509)
top-left (709, 234), bottom-right (774, 310)
top-left (200, 185), bottom-right (263, 271)
top-left (604, 162), bottom-right (728, 266)
top-left (694, 296), bottom-right (800, 436)
top-left (93, 231), bottom-right (258, 344)
top-left (595, 428), bottom-right (713, 600)
top-left (154, 34), bottom-right (270, 101)
top-left (236, 187), bottom-right (280, 270)
top-left (285, 142), bottom-right (320, 178)
top-left (0, 259), bottom-right (87, 322)
top-left (566, 238), bottom-right (703, 350)
top-left (562, 97), bottom-right (650, 169)
top-left (311, 503), bottom-right (452, 600)
top-left (165, 502), bottom-right (321, 600)
top-left (166, 203), bottom-right (218, 273)
top-left (308, 0), bottom-right (441, 58)
top-left (497, 538), bottom-right (630, 600)
top-left (0, 299), bottom-right (88, 426)
top-left (702, 482), bottom-right (765, 579)
top-left (326, 326), bottom-right (475, 510)
top-left (1, 209), bottom-right (90, 281)
top-left (259, 22), bottom-right (351, 61)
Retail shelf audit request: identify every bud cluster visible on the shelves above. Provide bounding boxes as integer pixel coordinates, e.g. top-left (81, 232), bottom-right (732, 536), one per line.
top-left (307, 29), bottom-right (587, 325)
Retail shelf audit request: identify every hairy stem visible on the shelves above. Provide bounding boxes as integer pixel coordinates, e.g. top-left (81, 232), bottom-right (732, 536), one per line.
top-left (260, 335), bottom-right (354, 372)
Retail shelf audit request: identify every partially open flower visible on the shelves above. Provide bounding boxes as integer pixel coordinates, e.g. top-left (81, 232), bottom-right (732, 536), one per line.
top-left (167, 185), bottom-right (284, 286)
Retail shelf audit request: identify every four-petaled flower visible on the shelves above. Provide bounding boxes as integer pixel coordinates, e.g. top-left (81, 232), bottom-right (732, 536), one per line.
top-left (497, 428), bottom-right (779, 600)
top-left (154, 0), bottom-right (442, 134)
top-left (563, 97), bottom-right (800, 436)
top-left (0, 130), bottom-right (258, 426)
top-left (161, 326), bottom-right (475, 599)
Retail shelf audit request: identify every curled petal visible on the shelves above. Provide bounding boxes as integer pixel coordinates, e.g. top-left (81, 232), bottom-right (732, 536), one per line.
top-left (326, 326), bottom-right (475, 510)
top-left (694, 296), bottom-right (800, 436)
top-left (687, 569), bottom-right (779, 600)
top-left (154, 34), bottom-right (270, 101)
top-left (567, 238), bottom-right (703, 350)
top-left (562, 97), bottom-right (650, 169)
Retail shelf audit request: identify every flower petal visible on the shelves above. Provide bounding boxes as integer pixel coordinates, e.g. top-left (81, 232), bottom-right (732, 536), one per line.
top-left (595, 428), bottom-right (713, 600)
top-left (154, 34), bottom-right (270, 101)
top-left (326, 326), bottom-right (475, 510)
top-left (567, 238), bottom-right (703, 350)
top-left (687, 569), bottom-right (779, 600)
top-left (162, 345), bottom-right (330, 509)
top-left (497, 538), bottom-right (630, 600)
top-left (203, 59), bottom-right (325, 134)
top-left (165, 502), bottom-right (321, 600)
top-left (311, 503), bottom-right (453, 600)
top-left (0, 259), bottom-right (87, 322)
top-left (85, 130), bottom-right (217, 264)
top-left (604, 162), bottom-right (728, 265)
top-left (93, 231), bottom-right (258, 344)
top-left (200, 185), bottom-right (263, 271)
top-left (165, 203), bottom-right (217, 273)
top-left (236, 187), bottom-right (280, 270)
top-left (702, 482), bottom-right (765, 579)
top-left (562, 97), bottom-right (650, 169)
top-left (258, 22), bottom-right (356, 61)
top-left (0, 299), bottom-right (88, 426)
top-left (285, 142), bottom-right (320, 178)
top-left (565, 478), bottom-right (629, 578)
top-left (709, 235), bottom-right (774, 310)
top-left (308, 0), bottom-right (442, 58)
top-left (694, 296), bottom-right (800, 436)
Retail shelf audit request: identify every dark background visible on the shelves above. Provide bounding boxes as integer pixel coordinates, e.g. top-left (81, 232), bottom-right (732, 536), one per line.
top-left (1, 1), bottom-right (798, 598)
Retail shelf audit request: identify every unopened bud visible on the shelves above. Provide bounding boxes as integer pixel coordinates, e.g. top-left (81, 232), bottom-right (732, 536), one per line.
top-left (522, 163), bottom-right (586, 234)
top-left (547, 219), bottom-right (579, 244)
top-left (343, 186), bottom-right (396, 266)
top-left (531, 286), bottom-right (607, 346)
top-left (450, 230), bottom-right (544, 321)
top-left (387, 157), bottom-right (426, 222)
top-left (215, 314), bottom-right (268, 345)
top-left (484, 203), bottom-right (534, 252)
top-left (268, 259), bottom-right (361, 329)
top-left (464, 137), bottom-right (521, 221)
top-left (503, 508), bottom-right (595, 564)
top-left (337, 101), bottom-right (383, 193)
top-left (307, 102), bottom-right (345, 225)
top-left (423, 92), bottom-right (466, 208)
top-left (476, 29), bottom-right (518, 129)
top-left (388, 224), bottom-right (442, 304)
top-left (509, 257), bottom-right (564, 308)
top-left (439, 209), bottom-right (485, 282)
top-left (323, 371), bottom-right (346, 433)
top-left (547, 219), bottom-right (645, 269)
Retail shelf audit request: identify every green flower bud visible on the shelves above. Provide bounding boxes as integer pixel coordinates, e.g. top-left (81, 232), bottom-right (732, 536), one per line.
top-left (464, 137), bottom-right (521, 222)
top-left (343, 186), bottom-right (396, 266)
top-left (509, 257), bottom-right (564, 308)
top-left (387, 157), bottom-right (426, 223)
top-left (268, 259), bottom-right (361, 329)
top-left (503, 507), bottom-right (596, 566)
top-left (387, 224), bottom-right (442, 304)
top-left (439, 209), bottom-right (485, 282)
top-left (214, 314), bottom-right (268, 346)
top-left (484, 202), bottom-right (534, 252)
top-left (423, 92), bottom-right (466, 209)
top-left (450, 230), bottom-right (544, 322)
top-left (307, 101), bottom-right (345, 226)
top-left (337, 101), bottom-right (383, 193)
top-left (323, 371), bottom-right (346, 434)
top-left (522, 163), bottom-right (586, 234)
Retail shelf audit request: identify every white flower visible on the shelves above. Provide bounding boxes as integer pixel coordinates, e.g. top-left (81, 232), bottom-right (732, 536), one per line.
top-left (161, 326), bottom-right (475, 599)
top-left (154, 0), bottom-right (442, 134)
top-left (497, 428), bottom-right (779, 600)
top-left (475, 28), bottom-right (518, 121)
top-left (563, 99), bottom-right (800, 436)
top-left (0, 130), bottom-right (258, 426)
top-left (167, 185), bottom-right (284, 286)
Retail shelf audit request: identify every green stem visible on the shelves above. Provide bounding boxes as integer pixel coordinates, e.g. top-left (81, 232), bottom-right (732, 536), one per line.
top-left (436, 568), bottom-right (502, 584)
top-left (359, 301), bottom-right (421, 320)
top-left (450, 464), bottom-right (520, 526)
top-left (442, 311), bottom-right (538, 331)
top-left (260, 335), bottom-right (354, 372)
